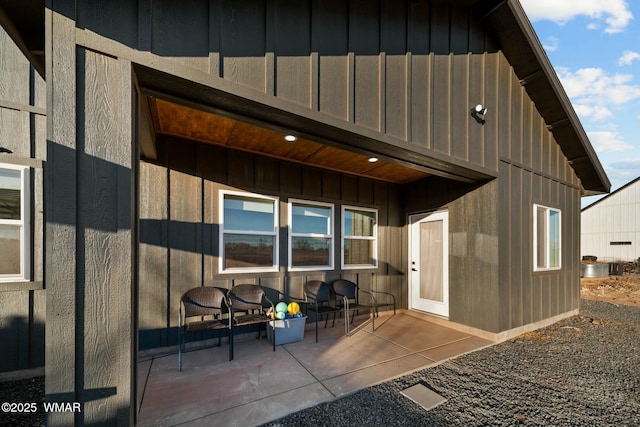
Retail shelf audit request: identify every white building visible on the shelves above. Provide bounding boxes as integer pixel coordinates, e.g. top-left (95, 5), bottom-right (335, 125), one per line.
top-left (581, 177), bottom-right (640, 262)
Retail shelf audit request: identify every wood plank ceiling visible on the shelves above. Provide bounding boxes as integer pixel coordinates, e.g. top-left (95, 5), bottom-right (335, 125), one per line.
top-left (147, 97), bottom-right (430, 184)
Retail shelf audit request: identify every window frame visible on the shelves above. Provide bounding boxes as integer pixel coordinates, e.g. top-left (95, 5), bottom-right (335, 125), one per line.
top-left (533, 203), bottom-right (562, 272)
top-left (0, 163), bottom-right (30, 282)
top-left (288, 198), bottom-right (334, 272)
top-left (219, 190), bottom-right (279, 274)
top-left (341, 205), bottom-right (378, 270)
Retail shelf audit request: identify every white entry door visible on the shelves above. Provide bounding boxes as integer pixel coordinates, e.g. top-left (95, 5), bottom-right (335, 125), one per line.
top-left (409, 211), bottom-right (449, 317)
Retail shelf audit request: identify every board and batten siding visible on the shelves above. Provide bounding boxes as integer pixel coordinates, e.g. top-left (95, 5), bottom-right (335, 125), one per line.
top-left (138, 137), bottom-right (404, 350)
top-left (46, 8), bottom-right (135, 422)
top-left (71, 0), bottom-right (502, 181)
top-left (405, 50), bottom-right (583, 333)
top-left (0, 23), bottom-right (46, 373)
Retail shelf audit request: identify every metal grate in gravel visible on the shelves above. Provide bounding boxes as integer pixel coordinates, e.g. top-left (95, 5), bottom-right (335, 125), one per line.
top-left (400, 382), bottom-right (447, 412)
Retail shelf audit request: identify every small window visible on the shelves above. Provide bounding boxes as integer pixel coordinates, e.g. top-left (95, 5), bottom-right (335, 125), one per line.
top-left (342, 206), bottom-right (377, 269)
top-left (220, 191), bottom-right (278, 273)
top-left (533, 204), bottom-right (561, 271)
top-left (288, 199), bottom-right (334, 271)
top-left (0, 163), bottom-right (30, 282)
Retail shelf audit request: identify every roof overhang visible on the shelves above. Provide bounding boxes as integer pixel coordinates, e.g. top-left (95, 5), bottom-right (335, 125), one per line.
top-left (471, 0), bottom-right (610, 195)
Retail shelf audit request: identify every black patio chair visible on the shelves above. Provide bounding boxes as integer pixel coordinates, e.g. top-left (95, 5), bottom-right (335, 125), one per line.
top-left (331, 279), bottom-right (376, 336)
top-left (178, 286), bottom-right (229, 371)
top-left (227, 284), bottom-right (275, 361)
top-left (304, 280), bottom-right (341, 343)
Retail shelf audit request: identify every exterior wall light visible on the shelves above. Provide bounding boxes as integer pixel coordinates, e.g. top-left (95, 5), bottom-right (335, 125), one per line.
top-left (471, 104), bottom-right (487, 116)
top-left (470, 104), bottom-right (487, 124)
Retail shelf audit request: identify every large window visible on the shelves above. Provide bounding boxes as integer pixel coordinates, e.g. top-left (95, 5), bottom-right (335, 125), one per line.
top-left (342, 206), bottom-right (377, 269)
top-left (0, 163), bottom-right (30, 282)
top-left (288, 199), bottom-right (334, 271)
top-left (220, 191), bottom-right (278, 273)
top-left (534, 204), bottom-right (561, 271)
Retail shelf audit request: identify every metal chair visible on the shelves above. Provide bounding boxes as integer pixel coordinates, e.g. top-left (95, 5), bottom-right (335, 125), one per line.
top-left (227, 284), bottom-right (275, 361)
top-left (331, 279), bottom-right (375, 336)
top-left (304, 280), bottom-right (341, 343)
top-left (178, 286), bottom-right (229, 371)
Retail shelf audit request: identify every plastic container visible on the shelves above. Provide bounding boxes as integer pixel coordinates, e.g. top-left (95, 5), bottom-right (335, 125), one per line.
top-left (267, 316), bottom-right (306, 345)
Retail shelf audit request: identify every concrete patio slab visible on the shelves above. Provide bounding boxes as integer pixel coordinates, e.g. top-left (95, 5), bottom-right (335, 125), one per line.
top-left (137, 312), bottom-right (494, 426)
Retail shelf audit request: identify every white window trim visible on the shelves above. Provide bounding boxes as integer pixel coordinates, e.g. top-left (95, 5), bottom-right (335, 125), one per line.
top-left (533, 204), bottom-right (562, 272)
top-left (341, 205), bottom-right (378, 270)
top-left (0, 163), bottom-right (30, 282)
top-left (219, 190), bottom-right (279, 274)
top-left (288, 198), bottom-right (334, 272)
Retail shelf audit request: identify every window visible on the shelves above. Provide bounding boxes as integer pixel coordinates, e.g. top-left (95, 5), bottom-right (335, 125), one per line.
top-left (533, 204), bottom-right (561, 271)
top-left (220, 191), bottom-right (278, 273)
top-left (342, 206), bottom-right (377, 269)
top-left (0, 163), bottom-right (30, 282)
top-left (288, 199), bottom-right (334, 270)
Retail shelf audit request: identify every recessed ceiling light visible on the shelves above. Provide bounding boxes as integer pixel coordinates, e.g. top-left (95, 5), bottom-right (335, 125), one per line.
top-left (285, 134), bottom-right (297, 142)
top-left (368, 157), bottom-right (379, 163)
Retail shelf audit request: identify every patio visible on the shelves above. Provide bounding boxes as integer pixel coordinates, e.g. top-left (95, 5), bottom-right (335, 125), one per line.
top-left (137, 312), bottom-right (493, 426)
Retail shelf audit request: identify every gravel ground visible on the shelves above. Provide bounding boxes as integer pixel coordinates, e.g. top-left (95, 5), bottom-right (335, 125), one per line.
top-left (264, 299), bottom-right (640, 427)
top-left (1, 300), bottom-right (638, 427)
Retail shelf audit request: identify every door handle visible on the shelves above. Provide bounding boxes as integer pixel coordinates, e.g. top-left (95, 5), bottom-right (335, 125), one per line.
top-left (412, 268), bottom-right (417, 272)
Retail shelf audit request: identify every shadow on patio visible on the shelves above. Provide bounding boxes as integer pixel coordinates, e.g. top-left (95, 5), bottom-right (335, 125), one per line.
top-left (137, 312), bottom-right (493, 426)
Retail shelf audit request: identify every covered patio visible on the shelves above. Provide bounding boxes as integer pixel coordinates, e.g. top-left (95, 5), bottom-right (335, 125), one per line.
top-left (137, 312), bottom-right (493, 426)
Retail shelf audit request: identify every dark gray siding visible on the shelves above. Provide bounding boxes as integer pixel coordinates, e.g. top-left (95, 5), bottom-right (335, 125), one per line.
top-left (0, 24), bottom-right (46, 373)
top-left (70, 0), bottom-right (504, 180)
top-left (139, 137), bottom-right (404, 349)
top-left (406, 54), bottom-right (582, 333)
top-left (45, 13), bottom-right (135, 422)
top-left (25, 1), bottom-right (590, 424)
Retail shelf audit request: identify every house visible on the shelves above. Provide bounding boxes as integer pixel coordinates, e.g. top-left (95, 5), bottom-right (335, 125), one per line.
top-left (581, 176), bottom-right (640, 262)
top-left (0, 0), bottom-right (609, 424)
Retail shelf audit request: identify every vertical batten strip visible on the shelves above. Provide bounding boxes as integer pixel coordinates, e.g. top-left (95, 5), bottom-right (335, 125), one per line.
top-left (45, 2), bottom-right (77, 425)
top-left (209, 1), bottom-right (221, 78)
top-left (405, 52), bottom-right (412, 143)
top-left (311, 52), bottom-right (319, 111)
top-left (348, 52), bottom-right (355, 123)
top-left (379, 52), bottom-right (386, 133)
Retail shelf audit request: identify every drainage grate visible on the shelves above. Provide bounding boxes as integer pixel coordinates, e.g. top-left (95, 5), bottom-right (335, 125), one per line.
top-left (400, 382), bottom-right (447, 411)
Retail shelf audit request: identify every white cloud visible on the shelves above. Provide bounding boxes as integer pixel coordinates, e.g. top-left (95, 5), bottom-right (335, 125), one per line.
top-left (573, 104), bottom-right (613, 122)
top-left (520, 0), bottom-right (633, 33)
top-left (604, 160), bottom-right (640, 189)
top-left (556, 67), bottom-right (640, 107)
top-left (541, 36), bottom-right (559, 52)
top-left (618, 51), bottom-right (640, 66)
top-left (587, 131), bottom-right (634, 153)
top-left (609, 158), bottom-right (640, 170)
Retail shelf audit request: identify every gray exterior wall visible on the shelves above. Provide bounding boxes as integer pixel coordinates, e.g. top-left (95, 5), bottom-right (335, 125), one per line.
top-left (139, 138), bottom-right (405, 349)
top-left (0, 24), bottom-right (46, 372)
top-left (0, 0), bottom-right (588, 424)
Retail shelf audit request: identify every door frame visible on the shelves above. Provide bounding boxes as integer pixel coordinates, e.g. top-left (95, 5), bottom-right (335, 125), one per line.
top-left (408, 210), bottom-right (449, 318)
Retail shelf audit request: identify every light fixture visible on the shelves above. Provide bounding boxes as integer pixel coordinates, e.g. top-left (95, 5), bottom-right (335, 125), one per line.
top-left (471, 104), bottom-right (487, 116)
top-left (368, 157), bottom-right (379, 163)
top-left (470, 104), bottom-right (487, 124)
top-left (284, 134), bottom-right (297, 142)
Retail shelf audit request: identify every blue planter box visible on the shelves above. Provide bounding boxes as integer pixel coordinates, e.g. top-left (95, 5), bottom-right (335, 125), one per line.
top-left (267, 316), bottom-right (306, 345)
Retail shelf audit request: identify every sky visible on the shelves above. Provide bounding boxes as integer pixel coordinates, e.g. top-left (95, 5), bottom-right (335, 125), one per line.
top-left (519, 0), bottom-right (640, 207)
